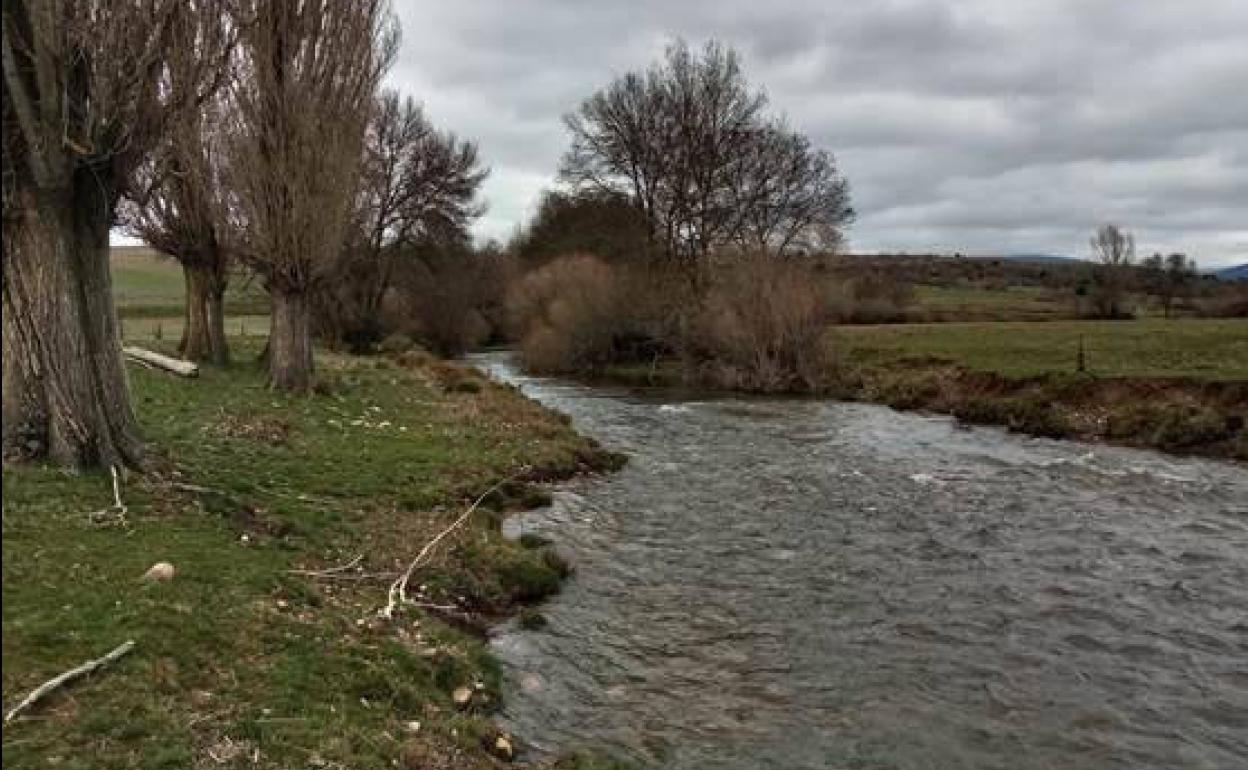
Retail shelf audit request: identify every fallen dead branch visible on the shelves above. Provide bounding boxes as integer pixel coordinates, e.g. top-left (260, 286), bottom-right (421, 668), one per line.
top-left (379, 478), bottom-right (510, 620)
top-left (4, 640), bottom-right (136, 723)
top-left (88, 465), bottom-right (129, 526)
top-left (287, 554), bottom-right (364, 577)
top-left (123, 346), bottom-right (199, 377)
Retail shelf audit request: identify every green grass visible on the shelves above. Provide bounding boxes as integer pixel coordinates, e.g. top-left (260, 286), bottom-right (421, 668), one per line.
top-left (111, 247), bottom-right (269, 318)
top-left (910, 284), bottom-right (1073, 321)
top-left (833, 318), bottom-right (1248, 381)
top-left (3, 344), bottom-right (622, 769)
top-left (119, 314), bottom-right (271, 344)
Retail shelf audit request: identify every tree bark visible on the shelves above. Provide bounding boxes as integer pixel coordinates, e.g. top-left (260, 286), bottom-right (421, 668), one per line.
top-left (268, 288), bottom-right (314, 392)
top-left (180, 262), bottom-right (230, 365)
top-left (2, 185), bottom-right (143, 468)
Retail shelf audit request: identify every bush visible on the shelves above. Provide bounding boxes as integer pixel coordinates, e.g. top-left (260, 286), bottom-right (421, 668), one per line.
top-left (506, 254), bottom-right (628, 373)
top-left (688, 255), bottom-right (829, 392)
top-left (825, 271), bottom-right (915, 324)
top-left (378, 332), bottom-right (415, 354)
top-left (1195, 285), bottom-right (1248, 318)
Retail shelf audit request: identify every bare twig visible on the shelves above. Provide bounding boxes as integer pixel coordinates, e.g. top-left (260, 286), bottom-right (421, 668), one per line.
top-left (286, 554), bottom-right (363, 577)
top-left (5, 640), bottom-right (136, 723)
top-left (379, 478), bottom-right (510, 619)
top-left (88, 466), bottom-right (129, 525)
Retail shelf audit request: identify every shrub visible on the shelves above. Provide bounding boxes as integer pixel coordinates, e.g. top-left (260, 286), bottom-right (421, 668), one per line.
top-left (378, 332), bottom-right (415, 355)
top-left (688, 255), bottom-right (829, 392)
top-left (1194, 285), bottom-right (1248, 318)
top-left (506, 254), bottom-right (627, 373)
top-left (825, 271), bottom-right (915, 324)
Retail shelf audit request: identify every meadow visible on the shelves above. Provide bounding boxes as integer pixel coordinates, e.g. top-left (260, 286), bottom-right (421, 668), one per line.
top-left (2, 339), bottom-right (622, 770)
top-left (835, 318), bottom-right (1248, 381)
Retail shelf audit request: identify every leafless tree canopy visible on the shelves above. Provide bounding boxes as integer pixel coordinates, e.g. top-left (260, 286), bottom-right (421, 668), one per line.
top-left (223, 0), bottom-right (398, 390)
top-left (1087, 224), bottom-right (1136, 319)
top-left (1091, 224), bottom-right (1135, 267)
top-left (1142, 251), bottom-right (1197, 318)
top-left (119, 67), bottom-right (236, 364)
top-left (3, 0), bottom-right (234, 209)
top-left (2, 0), bottom-right (235, 467)
top-left (316, 88), bottom-right (488, 350)
top-left (561, 39), bottom-right (852, 260)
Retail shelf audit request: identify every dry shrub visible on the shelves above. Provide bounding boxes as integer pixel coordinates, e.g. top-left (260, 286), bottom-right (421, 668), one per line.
top-left (1195, 285), bottom-right (1248, 318)
top-left (825, 271), bottom-right (915, 323)
top-left (506, 254), bottom-right (625, 372)
top-left (386, 251), bottom-right (512, 357)
top-left (690, 255), bottom-right (829, 392)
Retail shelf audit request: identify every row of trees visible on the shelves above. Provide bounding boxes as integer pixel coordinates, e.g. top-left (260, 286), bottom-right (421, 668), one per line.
top-left (3, 1), bottom-right (485, 468)
top-left (4, 0), bottom-right (239, 467)
top-left (1088, 224), bottom-right (1197, 318)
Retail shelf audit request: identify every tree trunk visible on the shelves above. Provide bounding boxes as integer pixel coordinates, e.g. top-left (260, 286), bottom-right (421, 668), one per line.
top-left (180, 262), bottom-right (231, 365)
top-left (209, 282), bottom-right (229, 365)
top-left (1, 186), bottom-right (143, 468)
top-left (268, 288), bottom-right (314, 392)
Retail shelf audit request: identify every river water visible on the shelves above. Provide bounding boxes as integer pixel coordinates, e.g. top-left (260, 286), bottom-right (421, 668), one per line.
top-left (473, 353), bottom-right (1248, 770)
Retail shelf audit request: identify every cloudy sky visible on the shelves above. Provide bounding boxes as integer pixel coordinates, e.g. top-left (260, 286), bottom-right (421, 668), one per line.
top-left (388, 0), bottom-right (1248, 268)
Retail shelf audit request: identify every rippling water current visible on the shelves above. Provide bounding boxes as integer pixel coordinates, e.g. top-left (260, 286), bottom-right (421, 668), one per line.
top-left (472, 353), bottom-right (1248, 770)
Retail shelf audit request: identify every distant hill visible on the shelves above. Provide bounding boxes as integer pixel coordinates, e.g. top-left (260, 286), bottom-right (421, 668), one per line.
top-left (1214, 263), bottom-right (1248, 282)
top-left (1000, 254), bottom-right (1084, 264)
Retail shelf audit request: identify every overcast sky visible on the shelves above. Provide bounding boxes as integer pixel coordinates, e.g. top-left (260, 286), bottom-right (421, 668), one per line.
top-left (387, 0), bottom-right (1247, 268)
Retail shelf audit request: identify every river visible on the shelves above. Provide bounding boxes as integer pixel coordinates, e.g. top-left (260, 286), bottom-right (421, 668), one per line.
top-left (473, 353), bottom-right (1248, 770)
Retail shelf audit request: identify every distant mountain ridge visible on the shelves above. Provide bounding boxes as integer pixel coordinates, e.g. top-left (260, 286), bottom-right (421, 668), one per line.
top-left (1214, 263), bottom-right (1248, 281)
top-left (1000, 254), bottom-right (1084, 264)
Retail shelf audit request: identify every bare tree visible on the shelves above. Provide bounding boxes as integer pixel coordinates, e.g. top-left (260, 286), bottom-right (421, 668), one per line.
top-left (1142, 251), bottom-right (1197, 318)
top-left (2, 0), bottom-right (234, 467)
top-left (561, 40), bottom-right (852, 262)
top-left (729, 123), bottom-right (854, 255)
top-left (316, 89), bottom-right (486, 349)
top-left (224, 0), bottom-right (397, 391)
top-left (1088, 223), bottom-right (1136, 319)
top-left (120, 88), bottom-right (235, 365)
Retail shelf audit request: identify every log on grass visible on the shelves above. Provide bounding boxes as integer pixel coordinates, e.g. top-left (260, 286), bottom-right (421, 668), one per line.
top-left (122, 346), bottom-right (199, 377)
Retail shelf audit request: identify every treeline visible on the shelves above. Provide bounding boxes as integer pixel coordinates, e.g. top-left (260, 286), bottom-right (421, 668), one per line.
top-left (3, 2), bottom-right (496, 467)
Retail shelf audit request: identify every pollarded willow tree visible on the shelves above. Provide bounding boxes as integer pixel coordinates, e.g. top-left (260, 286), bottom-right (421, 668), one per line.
top-left (561, 39), bottom-right (853, 261)
top-left (225, 0), bottom-right (398, 392)
top-left (2, 0), bottom-right (234, 467)
top-left (120, 83), bottom-right (235, 365)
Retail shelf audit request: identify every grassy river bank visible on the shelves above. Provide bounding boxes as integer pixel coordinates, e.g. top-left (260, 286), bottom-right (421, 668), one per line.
top-left (2, 342), bottom-right (626, 770)
top-left (602, 319), bottom-right (1248, 461)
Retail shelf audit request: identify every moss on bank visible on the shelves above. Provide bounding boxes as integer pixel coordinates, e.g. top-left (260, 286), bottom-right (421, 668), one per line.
top-left (2, 344), bottom-right (624, 769)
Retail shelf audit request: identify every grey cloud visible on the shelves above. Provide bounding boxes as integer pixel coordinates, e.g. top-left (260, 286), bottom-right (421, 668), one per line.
top-left (390, 0), bottom-right (1248, 266)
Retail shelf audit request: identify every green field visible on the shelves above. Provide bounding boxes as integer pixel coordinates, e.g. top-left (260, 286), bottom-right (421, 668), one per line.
top-left (834, 318), bottom-right (1248, 381)
top-left (111, 246), bottom-right (269, 319)
top-left (910, 284), bottom-right (1074, 321)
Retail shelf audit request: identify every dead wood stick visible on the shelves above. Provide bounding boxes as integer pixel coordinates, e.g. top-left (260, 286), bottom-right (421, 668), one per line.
top-left (287, 554), bottom-right (364, 577)
top-left (4, 640), bottom-right (136, 723)
top-left (122, 346), bottom-right (199, 377)
top-left (88, 466), bottom-right (128, 525)
top-left (380, 478), bottom-right (510, 619)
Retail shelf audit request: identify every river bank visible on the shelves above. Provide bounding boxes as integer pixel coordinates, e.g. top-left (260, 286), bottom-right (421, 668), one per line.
top-left (2, 343), bottom-right (624, 770)
top-left (591, 319), bottom-right (1248, 461)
